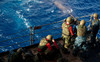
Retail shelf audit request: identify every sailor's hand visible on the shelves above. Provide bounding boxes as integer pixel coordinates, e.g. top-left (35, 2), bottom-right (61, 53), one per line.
top-left (90, 15), bottom-right (93, 18)
top-left (74, 18), bottom-right (77, 21)
top-left (70, 14), bottom-right (74, 18)
top-left (52, 39), bottom-right (55, 42)
top-left (90, 15), bottom-right (93, 22)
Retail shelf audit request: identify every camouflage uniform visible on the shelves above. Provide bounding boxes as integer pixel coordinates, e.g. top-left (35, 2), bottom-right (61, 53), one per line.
top-left (62, 22), bottom-right (71, 48)
top-left (73, 20), bottom-right (87, 56)
top-left (38, 38), bottom-right (49, 54)
top-left (90, 13), bottom-right (99, 47)
top-left (74, 25), bottom-right (87, 50)
top-left (91, 19), bottom-right (99, 42)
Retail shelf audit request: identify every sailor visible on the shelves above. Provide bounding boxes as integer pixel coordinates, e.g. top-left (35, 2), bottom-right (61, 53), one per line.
top-left (23, 51), bottom-right (35, 62)
top-left (62, 17), bottom-right (74, 53)
top-left (9, 48), bottom-right (24, 62)
top-left (73, 20), bottom-right (87, 56)
top-left (90, 13), bottom-right (99, 47)
top-left (37, 35), bottom-right (59, 61)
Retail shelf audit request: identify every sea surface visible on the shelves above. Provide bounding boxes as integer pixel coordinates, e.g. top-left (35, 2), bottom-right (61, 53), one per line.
top-left (0, 0), bottom-right (100, 53)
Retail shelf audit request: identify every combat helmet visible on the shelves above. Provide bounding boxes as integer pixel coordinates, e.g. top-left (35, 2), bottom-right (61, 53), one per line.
top-left (17, 48), bottom-right (23, 53)
top-left (93, 13), bottom-right (98, 18)
top-left (80, 20), bottom-right (85, 26)
top-left (66, 17), bottom-right (72, 24)
top-left (46, 35), bottom-right (52, 41)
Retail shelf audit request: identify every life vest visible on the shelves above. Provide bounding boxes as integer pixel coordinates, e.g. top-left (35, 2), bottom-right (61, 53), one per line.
top-left (38, 38), bottom-right (48, 50)
top-left (92, 19), bottom-right (99, 26)
top-left (77, 25), bottom-right (87, 36)
top-left (38, 38), bottom-right (52, 52)
top-left (62, 22), bottom-right (71, 37)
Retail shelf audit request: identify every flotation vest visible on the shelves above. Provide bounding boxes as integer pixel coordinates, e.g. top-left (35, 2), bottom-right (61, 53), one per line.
top-left (38, 38), bottom-right (48, 50)
top-left (92, 19), bottom-right (99, 26)
top-left (62, 22), bottom-right (71, 37)
top-left (77, 25), bottom-right (87, 36)
top-left (38, 38), bottom-right (52, 52)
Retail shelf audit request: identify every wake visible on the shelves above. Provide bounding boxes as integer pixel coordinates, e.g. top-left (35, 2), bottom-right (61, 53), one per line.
top-left (53, 0), bottom-right (73, 14)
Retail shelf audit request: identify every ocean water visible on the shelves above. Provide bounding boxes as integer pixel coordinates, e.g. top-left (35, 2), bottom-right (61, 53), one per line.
top-left (0, 0), bottom-right (100, 53)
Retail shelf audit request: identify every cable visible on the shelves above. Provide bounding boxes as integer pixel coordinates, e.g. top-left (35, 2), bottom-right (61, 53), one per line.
top-left (37, 20), bottom-right (63, 27)
top-left (0, 40), bottom-right (30, 48)
top-left (76, 14), bottom-right (92, 19)
top-left (0, 34), bottom-right (30, 43)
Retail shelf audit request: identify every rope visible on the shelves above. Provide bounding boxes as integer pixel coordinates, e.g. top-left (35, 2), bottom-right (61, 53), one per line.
top-left (76, 14), bottom-right (92, 19)
top-left (37, 20), bottom-right (63, 27)
top-left (0, 40), bottom-right (30, 48)
top-left (0, 34), bottom-right (30, 43)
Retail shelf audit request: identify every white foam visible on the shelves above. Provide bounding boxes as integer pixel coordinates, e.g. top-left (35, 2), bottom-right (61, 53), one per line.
top-left (26, 8), bottom-right (30, 11)
top-left (29, 5), bottom-right (33, 8)
top-left (24, 18), bottom-right (27, 21)
top-left (51, 10), bottom-right (54, 13)
top-left (16, 11), bottom-right (20, 14)
top-left (16, 11), bottom-right (31, 28)
top-left (33, 0), bottom-right (44, 3)
top-left (20, 0), bottom-right (43, 6)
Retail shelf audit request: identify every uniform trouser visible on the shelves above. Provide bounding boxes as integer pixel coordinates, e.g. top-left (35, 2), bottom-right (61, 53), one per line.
top-left (62, 36), bottom-right (71, 49)
top-left (74, 36), bottom-right (86, 51)
top-left (91, 25), bottom-right (99, 44)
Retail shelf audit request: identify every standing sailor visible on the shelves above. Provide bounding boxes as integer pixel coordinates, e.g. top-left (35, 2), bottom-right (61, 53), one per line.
top-left (89, 13), bottom-right (99, 47)
top-left (62, 17), bottom-right (74, 54)
top-left (73, 20), bottom-right (87, 56)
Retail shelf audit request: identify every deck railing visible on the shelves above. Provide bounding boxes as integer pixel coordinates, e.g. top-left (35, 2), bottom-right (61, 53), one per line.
top-left (0, 14), bottom-right (100, 53)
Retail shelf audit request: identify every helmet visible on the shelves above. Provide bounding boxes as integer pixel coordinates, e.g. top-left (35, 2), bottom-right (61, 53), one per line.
top-left (80, 20), bottom-right (85, 25)
top-left (17, 48), bottom-right (23, 53)
top-left (46, 35), bottom-right (52, 41)
top-left (66, 17), bottom-right (72, 24)
top-left (93, 13), bottom-right (98, 18)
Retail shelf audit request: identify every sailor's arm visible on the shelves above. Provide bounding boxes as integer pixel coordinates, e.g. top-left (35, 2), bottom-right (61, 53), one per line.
top-left (52, 39), bottom-right (59, 49)
top-left (46, 43), bottom-right (52, 51)
top-left (69, 26), bottom-right (74, 36)
top-left (73, 19), bottom-right (80, 25)
top-left (70, 15), bottom-right (80, 25)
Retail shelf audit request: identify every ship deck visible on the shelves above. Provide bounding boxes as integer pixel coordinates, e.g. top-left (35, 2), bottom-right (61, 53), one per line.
top-left (1, 38), bottom-right (100, 62)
